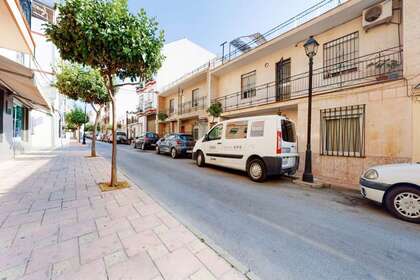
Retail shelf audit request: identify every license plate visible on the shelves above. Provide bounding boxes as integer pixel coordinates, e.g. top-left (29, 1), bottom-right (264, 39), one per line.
top-left (186, 150), bottom-right (192, 153)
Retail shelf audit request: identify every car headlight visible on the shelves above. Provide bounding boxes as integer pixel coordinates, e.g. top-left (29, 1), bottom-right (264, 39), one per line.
top-left (364, 169), bottom-right (379, 180)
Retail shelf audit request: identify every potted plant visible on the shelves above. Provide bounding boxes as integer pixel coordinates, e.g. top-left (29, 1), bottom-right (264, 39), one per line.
top-left (367, 58), bottom-right (401, 81)
top-left (158, 112), bottom-right (168, 122)
top-left (207, 102), bottom-right (223, 124)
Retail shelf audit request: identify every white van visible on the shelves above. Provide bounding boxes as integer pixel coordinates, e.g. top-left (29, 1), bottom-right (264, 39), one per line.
top-left (192, 115), bottom-right (299, 182)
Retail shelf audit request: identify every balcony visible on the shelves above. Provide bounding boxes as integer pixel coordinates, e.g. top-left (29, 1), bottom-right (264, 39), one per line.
top-left (214, 46), bottom-right (403, 112)
top-left (179, 96), bottom-right (207, 116)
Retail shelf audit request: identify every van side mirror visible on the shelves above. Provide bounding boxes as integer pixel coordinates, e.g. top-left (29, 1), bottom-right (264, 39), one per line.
top-left (203, 134), bottom-right (209, 142)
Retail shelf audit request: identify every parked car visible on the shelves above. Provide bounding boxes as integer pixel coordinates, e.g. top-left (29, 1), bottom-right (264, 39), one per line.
top-left (156, 133), bottom-right (195, 159)
top-left (192, 115), bottom-right (299, 182)
top-left (115, 131), bottom-right (129, 144)
top-left (134, 132), bottom-right (159, 150)
top-left (360, 163), bottom-right (420, 223)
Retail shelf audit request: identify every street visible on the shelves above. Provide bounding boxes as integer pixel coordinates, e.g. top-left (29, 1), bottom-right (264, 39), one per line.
top-left (96, 142), bottom-right (420, 280)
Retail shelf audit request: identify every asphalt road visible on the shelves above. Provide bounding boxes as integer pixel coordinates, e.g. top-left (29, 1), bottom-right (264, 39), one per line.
top-left (94, 142), bottom-right (420, 280)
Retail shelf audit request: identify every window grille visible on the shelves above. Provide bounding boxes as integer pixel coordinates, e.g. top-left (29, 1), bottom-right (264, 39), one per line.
top-left (323, 32), bottom-right (359, 78)
top-left (320, 105), bottom-right (365, 157)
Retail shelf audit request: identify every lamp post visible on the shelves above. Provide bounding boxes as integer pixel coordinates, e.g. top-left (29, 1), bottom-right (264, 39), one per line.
top-left (302, 36), bottom-right (319, 183)
top-left (82, 102), bottom-right (87, 145)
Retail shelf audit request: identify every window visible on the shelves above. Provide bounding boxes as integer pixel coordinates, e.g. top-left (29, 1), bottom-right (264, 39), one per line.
top-left (323, 32), bottom-right (359, 78)
top-left (320, 105), bottom-right (365, 157)
top-left (241, 71), bottom-right (256, 99)
top-left (250, 121), bottom-right (264, 137)
top-left (192, 89), bottom-right (199, 107)
top-left (207, 124), bottom-right (223, 141)
top-left (179, 134), bottom-right (194, 141)
top-left (169, 99), bottom-right (175, 114)
top-left (281, 120), bottom-right (296, 142)
top-left (226, 121), bottom-right (248, 139)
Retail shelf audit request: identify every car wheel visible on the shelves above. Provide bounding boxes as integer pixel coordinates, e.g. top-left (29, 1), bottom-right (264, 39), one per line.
top-left (196, 151), bottom-right (205, 167)
top-left (170, 148), bottom-right (178, 159)
top-left (385, 185), bottom-right (420, 224)
top-left (247, 158), bottom-right (267, 182)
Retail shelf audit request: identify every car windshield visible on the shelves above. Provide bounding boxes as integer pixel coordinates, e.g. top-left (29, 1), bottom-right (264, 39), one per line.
top-left (179, 135), bottom-right (193, 141)
top-left (146, 132), bottom-right (157, 138)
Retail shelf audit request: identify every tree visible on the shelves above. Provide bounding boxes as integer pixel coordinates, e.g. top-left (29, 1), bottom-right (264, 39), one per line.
top-left (46, 0), bottom-right (164, 187)
top-left (65, 108), bottom-right (88, 141)
top-left (55, 63), bottom-right (109, 157)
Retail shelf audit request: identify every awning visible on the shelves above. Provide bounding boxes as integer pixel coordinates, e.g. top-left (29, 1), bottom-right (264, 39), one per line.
top-left (0, 54), bottom-right (50, 110)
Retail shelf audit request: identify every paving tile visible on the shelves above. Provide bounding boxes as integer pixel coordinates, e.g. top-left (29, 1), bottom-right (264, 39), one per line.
top-left (54, 259), bottom-right (107, 280)
top-left (219, 269), bottom-right (246, 280)
top-left (0, 264), bottom-right (26, 280)
top-left (103, 250), bottom-right (128, 268)
top-left (134, 203), bottom-right (166, 217)
top-left (19, 266), bottom-right (51, 280)
top-left (13, 223), bottom-right (59, 249)
top-left (77, 205), bottom-right (108, 222)
top-left (146, 244), bottom-right (170, 261)
top-left (42, 208), bottom-right (77, 227)
top-left (107, 204), bottom-right (140, 220)
top-left (2, 211), bottom-right (44, 228)
top-left (107, 252), bottom-right (160, 280)
top-left (0, 246), bottom-right (32, 272)
top-left (0, 226), bottom-right (19, 249)
top-left (95, 216), bottom-right (133, 237)
top-left (189, 267), bottom-right (217, 280)
top-left (26, 239), bottom-right (79, 273)
top-left (79, 233), bottom-right (122, 264)
top-left (120, 230), bottom-right (162, 257)
top-left (157, 225), bottom-right (197, 251)
top-left (129, 214), bottom-right (162, 233)
top-left (51, 257), bottom-right (80, 280)
top-left (59, 220), bottom-right (96, 241)
top-left (155, 248), bottom-right (202, 280)
top-left (195, 248), bottom-right (233, 278)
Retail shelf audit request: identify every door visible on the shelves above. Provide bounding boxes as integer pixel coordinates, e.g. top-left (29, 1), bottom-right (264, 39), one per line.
top-left (279, 119), bottom-right (298, 169)
top-left (222, 120), bottom-right (248, 170)
top-left (276, 59), bottom-right (291, 101)
top-left (203, 123), bottom-right (224, 165)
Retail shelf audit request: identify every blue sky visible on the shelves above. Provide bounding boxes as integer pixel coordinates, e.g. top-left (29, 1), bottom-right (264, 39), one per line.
top-left (129, 0), bottom-right (318, 55)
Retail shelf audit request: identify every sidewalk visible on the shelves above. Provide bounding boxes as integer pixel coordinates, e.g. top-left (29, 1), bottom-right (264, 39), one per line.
top-left (0, 143), bottom-right (247, 280)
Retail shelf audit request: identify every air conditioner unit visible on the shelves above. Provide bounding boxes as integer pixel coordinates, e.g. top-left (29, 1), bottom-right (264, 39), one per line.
top-left (362, 0), bottom-right (393, 31)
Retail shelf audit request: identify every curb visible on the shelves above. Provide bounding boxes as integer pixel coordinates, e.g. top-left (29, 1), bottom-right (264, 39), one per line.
top-left (115, 162), bottom-right (260, 280)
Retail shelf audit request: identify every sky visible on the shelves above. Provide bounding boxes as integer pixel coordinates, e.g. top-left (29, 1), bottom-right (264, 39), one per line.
top-left (128, 0), bottom-right (319, 56)
top-left (44, 0), bottom-right (321, 56)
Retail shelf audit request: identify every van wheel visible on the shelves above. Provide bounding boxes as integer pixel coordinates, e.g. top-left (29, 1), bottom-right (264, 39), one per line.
top-left (196, 151), bottom-right (205, 167)
top-left (171, 148), bottom-right (178, 159)
top-left (385, 185), bottom-right (420, 224)
top-left (247, 158), bottom-right (267, 182)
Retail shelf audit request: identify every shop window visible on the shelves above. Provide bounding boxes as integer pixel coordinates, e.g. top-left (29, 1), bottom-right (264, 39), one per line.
top-left (226, 121), bottom-right (248, 139)
top-left (320, 105), bottom-right (365, 157)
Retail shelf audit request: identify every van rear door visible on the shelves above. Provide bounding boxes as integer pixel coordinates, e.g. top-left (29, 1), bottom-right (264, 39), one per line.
top-left (279, 119), bottom-right (298, 169)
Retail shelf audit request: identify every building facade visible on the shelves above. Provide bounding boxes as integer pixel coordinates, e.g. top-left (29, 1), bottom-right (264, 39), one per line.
top-left (157, 0), bottom-right (420, 188)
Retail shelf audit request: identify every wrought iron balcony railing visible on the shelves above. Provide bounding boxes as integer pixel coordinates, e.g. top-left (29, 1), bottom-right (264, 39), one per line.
top-left (213, 46), bottom-right (403, 112)
top-left (19, 0), bottom-right (32, 26)
top-left (179, 96), bottom-right (207, 115)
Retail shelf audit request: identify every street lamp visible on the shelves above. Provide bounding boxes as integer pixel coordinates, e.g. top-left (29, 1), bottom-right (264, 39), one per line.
top-left (82, 102), bottom-right (87, 145)
top-left (302, 35), bottom-right (319, 183)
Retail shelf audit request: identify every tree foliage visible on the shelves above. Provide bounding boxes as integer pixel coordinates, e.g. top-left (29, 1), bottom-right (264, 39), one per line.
top-left (55, 63), bottom-right (109, 105)
top-left (207, 102), bottom-right (223, 119)
top-left (65, 107), bottom-right (88, 129)
top-left (45, 0), bottom-right (164, 82)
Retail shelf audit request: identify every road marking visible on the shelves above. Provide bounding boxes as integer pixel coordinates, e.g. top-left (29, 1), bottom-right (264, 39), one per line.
top-left (247, 213), bottom-right (355, 263)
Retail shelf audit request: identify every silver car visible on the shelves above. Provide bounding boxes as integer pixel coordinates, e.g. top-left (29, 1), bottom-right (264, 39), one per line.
top-left (156, 133), bottom-right (195, 159)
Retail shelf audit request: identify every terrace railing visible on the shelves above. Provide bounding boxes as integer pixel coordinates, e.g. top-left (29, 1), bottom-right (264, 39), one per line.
top-left (213, 46), bottom-right (403, 112)
top-left (179, 96), bottom-right (207, 115)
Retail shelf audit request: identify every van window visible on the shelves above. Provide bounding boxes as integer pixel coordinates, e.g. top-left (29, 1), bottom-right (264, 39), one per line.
top-left (207, 124), bottom-right (223, 141)
top-left (226, 121), bottom-right (248, 139)
top-left (281, 120), bottom-right (296, 142)
top-left (250, 121), bottom-right (264, 137)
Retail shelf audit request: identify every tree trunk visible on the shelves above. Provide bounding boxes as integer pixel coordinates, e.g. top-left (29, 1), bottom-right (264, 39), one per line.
top-left (110, 95), bottom-right (117, 187)
top-left (91, 103), bottom-right (101, 157)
